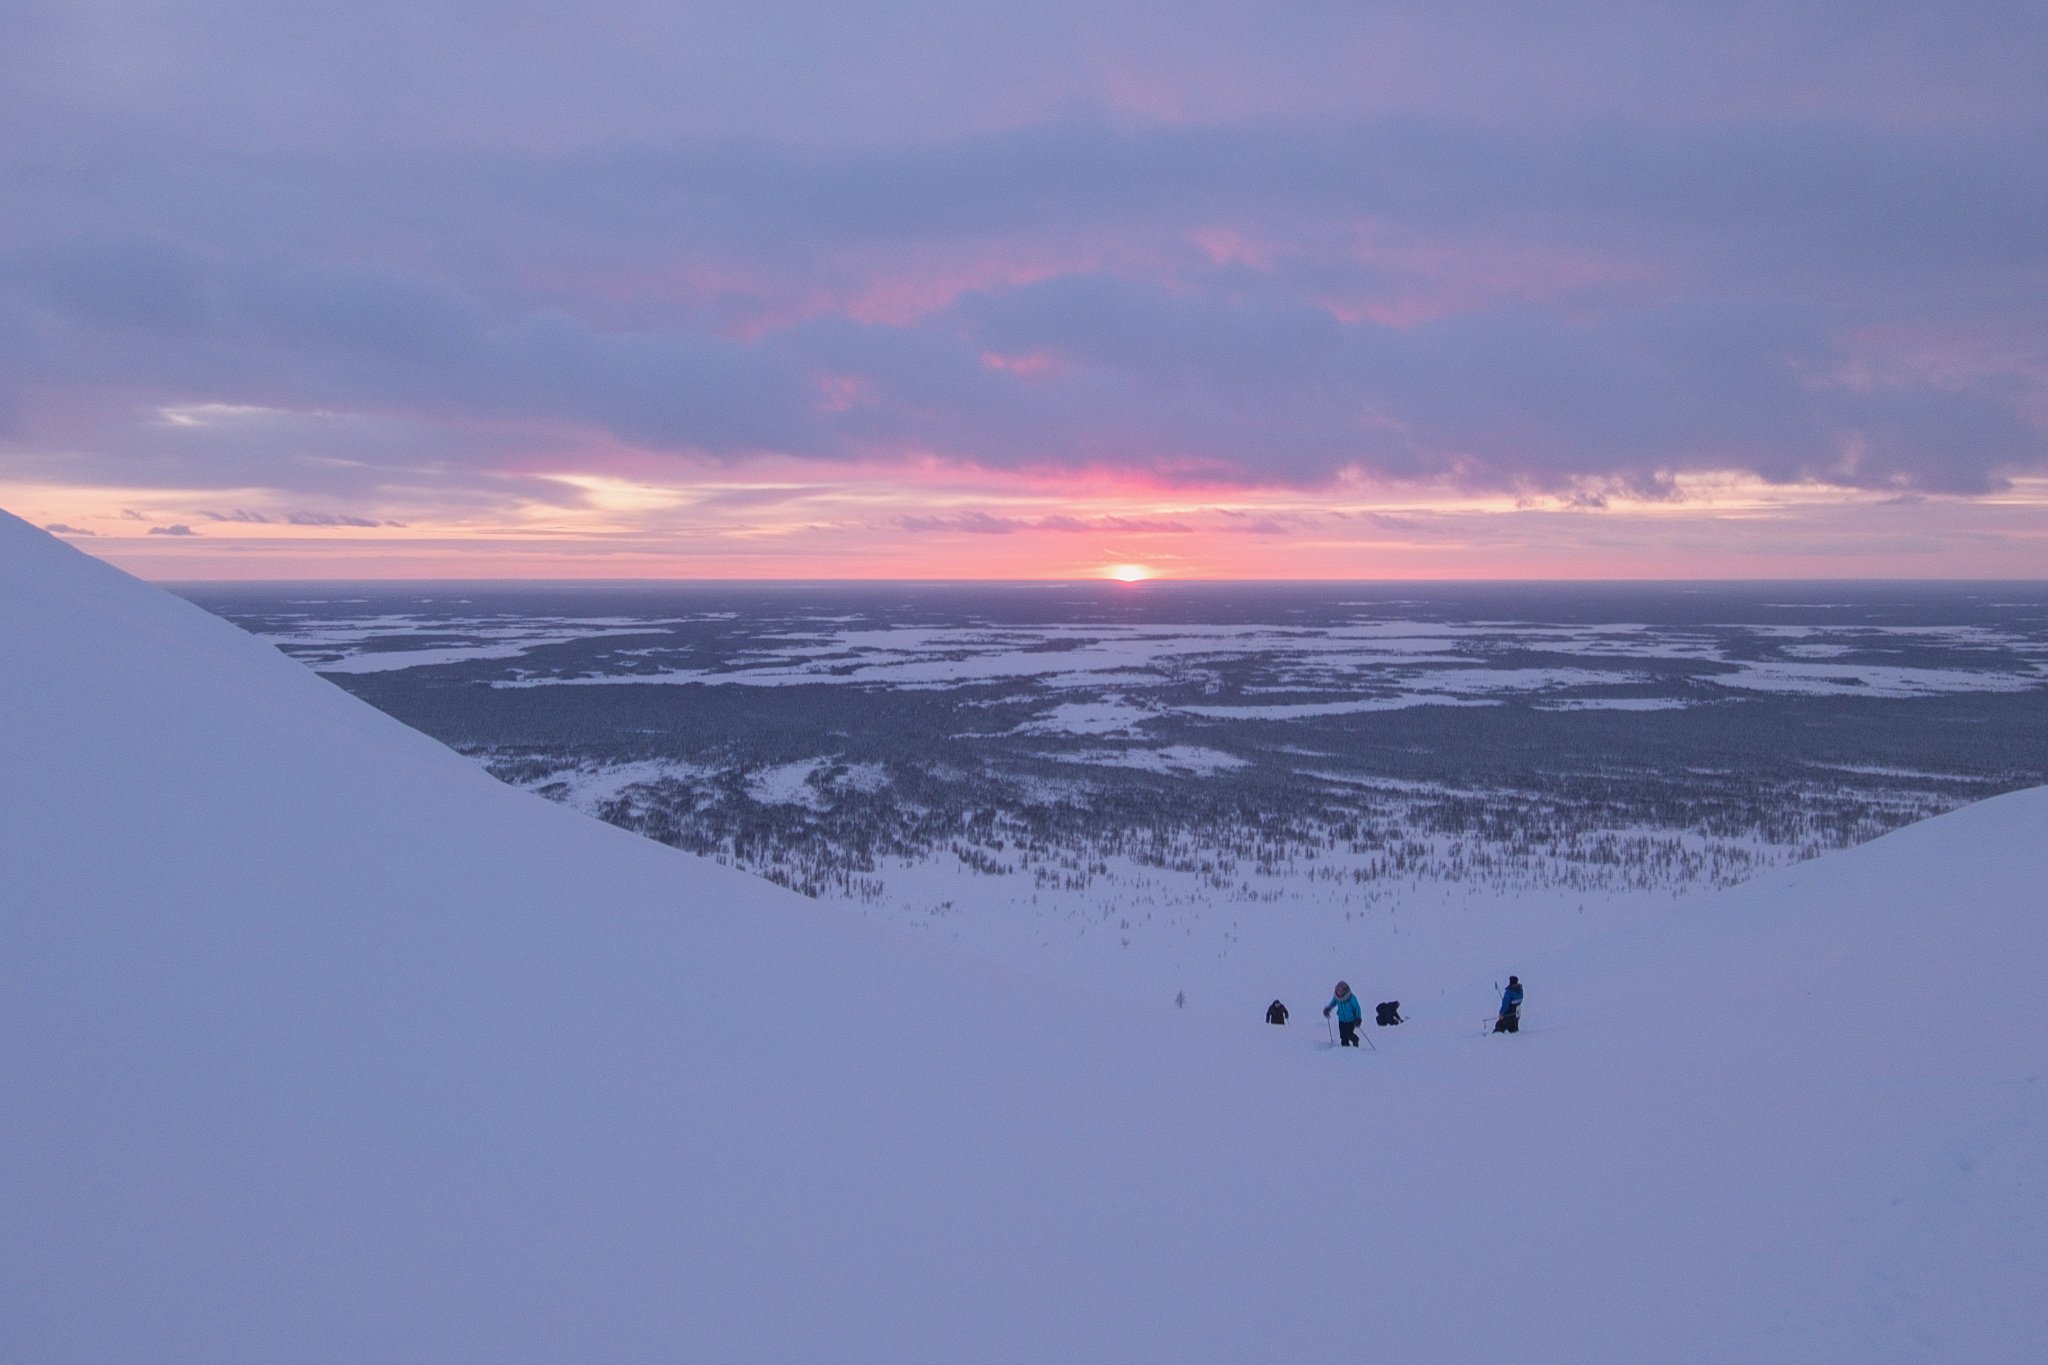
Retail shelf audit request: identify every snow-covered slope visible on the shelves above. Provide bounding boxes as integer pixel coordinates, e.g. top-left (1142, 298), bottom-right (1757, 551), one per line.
top-left (3, 509), bottom-right (2042, 1363)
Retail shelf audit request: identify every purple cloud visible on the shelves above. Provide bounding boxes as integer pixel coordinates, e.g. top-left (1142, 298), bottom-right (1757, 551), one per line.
top-left (285, 511), bottom-right (396, 527)
top-left (894, 512), bottom-right (1197, 534)
top-left (2, 1), bottom-right (2044, 511)
top-left (196, 507), bottom-right (399, 527)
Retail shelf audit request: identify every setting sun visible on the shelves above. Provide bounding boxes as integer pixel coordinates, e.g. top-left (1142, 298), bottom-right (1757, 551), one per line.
top-left (1105, 563), bottom-right (1153, 583)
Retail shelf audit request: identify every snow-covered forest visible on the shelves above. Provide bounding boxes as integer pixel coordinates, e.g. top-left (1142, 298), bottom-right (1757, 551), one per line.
top-left (191, 580), bottom-right (2048, 1007)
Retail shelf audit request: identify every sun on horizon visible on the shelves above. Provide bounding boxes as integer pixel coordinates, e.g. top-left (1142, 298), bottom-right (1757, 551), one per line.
top-left (1104, 563), bottom-right (1154, 583)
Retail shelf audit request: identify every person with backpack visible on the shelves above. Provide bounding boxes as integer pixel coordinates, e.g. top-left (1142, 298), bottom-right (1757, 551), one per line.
top-left (1493, 976), bottom-right (1523, 1034)
top-left (1324, 981), bottom-right (1364, 1047)
top-left (1265, 1000), bottom-right (1289, 1026)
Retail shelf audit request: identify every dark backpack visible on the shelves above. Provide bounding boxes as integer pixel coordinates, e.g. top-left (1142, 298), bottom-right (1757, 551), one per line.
top-left (1375, 1001), bottom-right (1403, 1026)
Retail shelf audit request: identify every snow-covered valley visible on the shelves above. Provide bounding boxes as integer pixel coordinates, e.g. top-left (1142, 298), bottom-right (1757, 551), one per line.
top-left (5, 509), bottom-right (2045, 1362)
top-left (192, 578), bottom-right (2048, 1022)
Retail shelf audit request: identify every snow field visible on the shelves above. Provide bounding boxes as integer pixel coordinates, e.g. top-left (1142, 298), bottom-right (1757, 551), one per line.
top-left (3, 509), bottom-right (2044, 1363)
top-left (278, 608), bottom-right (2048, 706)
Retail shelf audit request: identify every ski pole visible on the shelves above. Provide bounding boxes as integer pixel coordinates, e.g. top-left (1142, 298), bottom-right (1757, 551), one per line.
top-left (1326, 1016), bottom-right (1335, 1045)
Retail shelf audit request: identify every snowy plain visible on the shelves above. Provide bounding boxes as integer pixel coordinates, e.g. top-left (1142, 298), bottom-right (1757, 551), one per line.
top-left (5, 510), bottom-right (2045, 1363)
top-left (226, 600), bottom-right (2048, 703)
top-left (200, 578), bottom-right (2048, 996)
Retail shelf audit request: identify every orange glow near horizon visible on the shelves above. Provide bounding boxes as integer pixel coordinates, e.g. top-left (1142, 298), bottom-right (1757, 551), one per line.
top-left (7, 469), bottom-right (2048, 582)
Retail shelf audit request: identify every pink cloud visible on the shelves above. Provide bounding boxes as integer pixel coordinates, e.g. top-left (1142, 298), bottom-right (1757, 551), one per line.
top-left (978, 350), bottom-right (1064, 377)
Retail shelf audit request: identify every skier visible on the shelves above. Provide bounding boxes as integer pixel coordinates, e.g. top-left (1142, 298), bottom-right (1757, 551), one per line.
top-left (1374, 1000), bottom-right (1403, 1027)
top-left (1324, 981), bottom-right (1364, 1047)
top-left (1493, 976), bottom-right (1523, 1034)
top-left (1265, 1000), bottom-right (1289, 1026)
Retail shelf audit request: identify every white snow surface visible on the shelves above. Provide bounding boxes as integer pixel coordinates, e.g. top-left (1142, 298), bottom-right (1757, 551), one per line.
top-left (1013, 696), bottom-right (1156, 736)
top-left (746, 757), bottom-right (829, 806)
top-left (1037, 743), bottom-right (1248, 774)
top-left (542, 758), bottom-right (701, 813)
top-left (3, 509), bottom-right (2044, 1363)
top-left (454, 613), bottom-right (2043, 704)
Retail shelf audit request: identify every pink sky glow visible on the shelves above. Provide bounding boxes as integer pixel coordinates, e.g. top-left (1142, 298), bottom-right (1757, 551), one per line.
top-left (13, 463), bottom-right (2046, 582)
top-left (3, 1), bottom-right (2044, 579)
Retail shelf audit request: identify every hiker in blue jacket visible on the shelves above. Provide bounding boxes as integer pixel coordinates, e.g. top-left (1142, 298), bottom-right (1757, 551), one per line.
top-left (1493, 976), bottom-right (1523, 1034)
top-left (1324, 981), bottom-right (1364, 1047)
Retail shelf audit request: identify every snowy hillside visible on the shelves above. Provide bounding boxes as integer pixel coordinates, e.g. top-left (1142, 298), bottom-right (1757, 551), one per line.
top-left (3, 508), bottom-right (2043, 1363)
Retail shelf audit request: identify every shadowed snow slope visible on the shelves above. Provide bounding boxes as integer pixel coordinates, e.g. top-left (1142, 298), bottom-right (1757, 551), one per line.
top-left (3, 509), bottom-right (2043, 1364)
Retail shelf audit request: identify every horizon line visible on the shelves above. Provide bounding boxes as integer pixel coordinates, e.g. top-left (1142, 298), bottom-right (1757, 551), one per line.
top-left (155, 574), bottom-right (2048, 587)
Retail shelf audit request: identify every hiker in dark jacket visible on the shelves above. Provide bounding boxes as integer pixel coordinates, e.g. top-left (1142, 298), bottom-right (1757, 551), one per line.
top-left (1375, 1000), bottom-right (1403, 1027)
top-left (1493, 976), bottom-right (1524, 1034)
top-left (1324, 981), bottom-right (1364, 1047)
top-left (1265, 1000), bottom-right (1289, 1026)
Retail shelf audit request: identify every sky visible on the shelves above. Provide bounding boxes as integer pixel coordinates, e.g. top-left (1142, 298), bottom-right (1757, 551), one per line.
top-left (2, 0), bottom-right (2045, 580)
